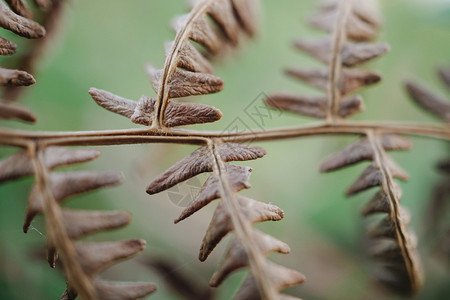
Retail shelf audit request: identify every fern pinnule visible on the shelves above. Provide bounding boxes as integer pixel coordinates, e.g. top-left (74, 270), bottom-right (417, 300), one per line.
top-left (406, 67), bottom-right (450, 122)
top-left (0, 100), bottom-right (36, 121)
top-left (0, 1), bottom-right (45, 39)
top-left (267, 0), bottom-right (387, 123)
top-left (4, 0), bottom-right (33, 19)
top-left (143, 256), bottom-right (216, 300)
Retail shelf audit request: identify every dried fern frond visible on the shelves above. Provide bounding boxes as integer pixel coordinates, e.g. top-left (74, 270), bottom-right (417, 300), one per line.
top-left (0, 146), bottom-right (156, 300)
top-left (0, 0), bottom-right (44, 96)
top-left (406, 67), bottom-right (450, 265)
top-left (320, 132), bottom-right (423, 296)
top-left (0, 0), bottom-right (70, 121)
top-left (0, 100), bottom-right (36, 122)
top-left (3, 0), bottom-right (70, 101)
top-left (92, 0), bottom-right (259, 129)
top-left (147, 140), bottom-right (305, 299)
top-left (267, 0), bottom-right (388, 123)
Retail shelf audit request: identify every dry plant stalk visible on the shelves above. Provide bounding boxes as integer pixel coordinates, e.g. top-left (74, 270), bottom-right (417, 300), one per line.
top-left (0, 0), bottom-right (449, 299)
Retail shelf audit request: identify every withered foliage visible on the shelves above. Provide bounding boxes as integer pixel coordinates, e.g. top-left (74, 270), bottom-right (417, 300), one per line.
top-left (0, 0), bottom-right (449, 299)
top-left (320, 133), bottom-right (422, 295)
top-left (92, 0), bottom-right (260, 130)
top-left (0, 1), bottom-right (157, 299)
top-left (0, 147), bottom-right (156, 300)
top-left (406, 67), bottom-right (450, 265)
top-left (269, 0), bottom-right (425, 296)
top-left (90, 0), bottom-right (305, 298)
top-left (267, 0), bottom-right (388, 122)
top-left (142, 256), bottom-right (216, 300)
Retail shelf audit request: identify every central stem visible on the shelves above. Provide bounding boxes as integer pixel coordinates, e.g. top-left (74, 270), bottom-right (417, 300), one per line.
top-left (327, 0), bottom-right (352, 123)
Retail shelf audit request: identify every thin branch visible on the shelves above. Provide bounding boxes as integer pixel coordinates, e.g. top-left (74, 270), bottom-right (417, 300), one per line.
top-left (0, 121), bottom-right (448, 148)
top-left (327, 0), bottom-right (352, 123)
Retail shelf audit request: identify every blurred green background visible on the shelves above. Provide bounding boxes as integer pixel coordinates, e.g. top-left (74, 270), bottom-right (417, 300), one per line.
top-left (1, 0), bottom-right (449, 299)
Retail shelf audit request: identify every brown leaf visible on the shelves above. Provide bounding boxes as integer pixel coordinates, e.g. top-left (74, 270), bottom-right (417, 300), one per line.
top-left (0, 101), bottom-right (36, 122)
top-left (309, 8), bottom-right (377, 41)
top-left (233, 262), bottom-right (305, 300)
top-left (294, 37), bottom-right (389, 67)
top-left (346, 158), bottom-right (409, 195)
top-left (369, 238), bottom-right (401, 260)
top-left (286, 67), bottom-right (380, 95)
top-left (361, 184), bottom-right (402, 216)
top-left (437, 159), bottom-right (450, 173)
top-left (339, 95), bottom-right (364, 118)
top-left (199, 195), bottom-right (284, 261)
top-left (210, 229), bottom-right (290, 287)
top-left (405, 81), bottom-right (450, 122)
top-left (4, 0), bottom-right (33, 19)
top-left (144, 256), bottom-right (214, 300)
top-left (0, 36), bottom-right (17, 55)
top-left (189, 14), bottom-right (224, 54)
top-left (146, 143), bottom-right (266, 195)
top-left (0, 67), bottom-right (35, 86)
top-left (24, 171), bottom-right (122, 232)
top-left (175, 164), bottom-right (252, 223)
top-left (33, 0), bottom-right (51, 10)
top-left (208, 0), bottom-right (240, 44)
top-left (167, 41), bottom-right (213, 74)
top-left (231, 0), bottom-right (260, 36)
top-left (320, 135), bottom-right (412, 172)
top-left (94, 281), bottom-right (157, 300)
top-left (62, 209), bottom-right (132, 240)
top-left (266, 93), bottom-right (327, 119)
top-left (367, 207), bottom-right (411, 239)
top-left (320, 0), bottom-right (382, 29)
top-left (76, 239), bottom-right (146, 276)
top-left (130, 95), bottom-right (222, 127)
top-left (438, 67), bottom-right (450, 90)
top-left (148, 66), bottom-right (224, 99)
top-left (0, 147), bottom-right (100, 184)
top-left (0, 2), bottom-right (45, 38)
top-left (89, 88), bottom-right (136, 118)
top-left (267, 92), bottom-right (363, 119)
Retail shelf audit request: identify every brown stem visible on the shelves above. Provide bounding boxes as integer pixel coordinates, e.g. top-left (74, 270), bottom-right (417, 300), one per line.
top-left (327, 0), bottom-right (351, 123)
top-left (0, 121), bottom-right (448, 148)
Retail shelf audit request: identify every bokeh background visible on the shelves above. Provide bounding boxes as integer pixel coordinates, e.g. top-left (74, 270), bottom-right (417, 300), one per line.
top-left (1, 0), bottom-right (449, 299)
